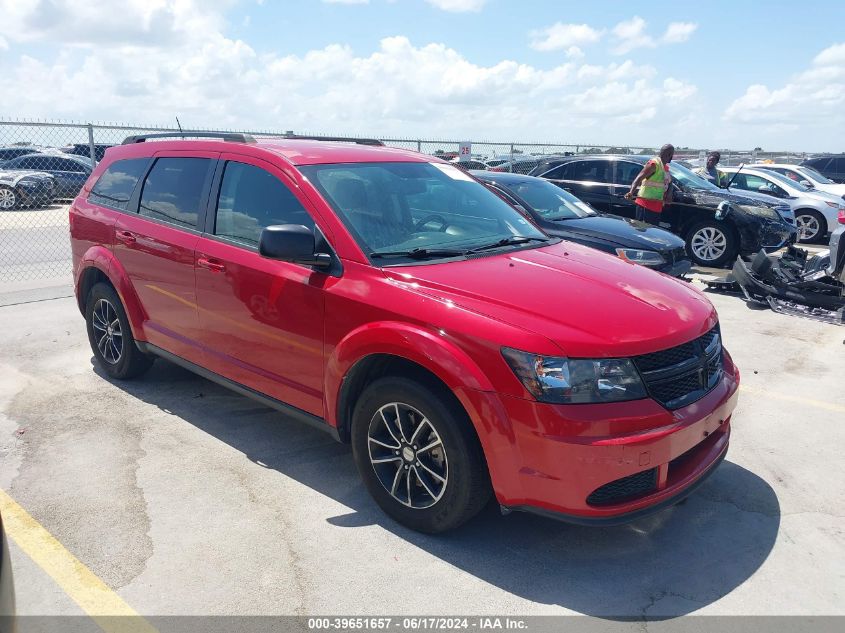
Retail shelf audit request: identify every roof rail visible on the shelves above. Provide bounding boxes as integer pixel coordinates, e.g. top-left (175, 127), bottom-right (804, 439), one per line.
top-left (121, 132), bottom-right (257, 145)
top-left (279, 134), bottom-right (384, 147)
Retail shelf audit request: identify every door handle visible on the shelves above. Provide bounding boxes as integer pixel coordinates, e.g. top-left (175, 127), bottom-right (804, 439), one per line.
top-left (115, 230), bottom-right (136, 245)
top-left (197, 256), bottom-right (226, 273)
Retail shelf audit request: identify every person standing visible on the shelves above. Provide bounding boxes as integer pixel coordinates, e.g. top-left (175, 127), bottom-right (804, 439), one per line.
top-left (695, 151), bottom-right (726, 187)
top-left (625, 144), bottom-right (674, 225)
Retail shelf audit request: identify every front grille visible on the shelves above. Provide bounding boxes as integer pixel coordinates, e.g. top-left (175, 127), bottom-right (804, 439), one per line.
top-left (633, 325), bottom-right (723, 410)
top-left (587, 468), bottom-right (658, 506)
top-left (667, 246), bottom-right (687, 265)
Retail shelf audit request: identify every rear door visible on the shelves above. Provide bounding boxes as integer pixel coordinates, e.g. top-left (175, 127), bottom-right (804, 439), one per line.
top-left (609, 160), bottom-right (642, 219)
top-left (540, 160), bottom-right (613, 212)
top-left (193, 154), bottom-right (327, 417)
top-left (113, 152), bottom-right (217, 365)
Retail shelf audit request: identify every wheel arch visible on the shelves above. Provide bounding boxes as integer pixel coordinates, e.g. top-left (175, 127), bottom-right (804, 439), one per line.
top-left (326, 322), bottom-right (496, 442)
top-left (75, 247), bottom-right (146, 338)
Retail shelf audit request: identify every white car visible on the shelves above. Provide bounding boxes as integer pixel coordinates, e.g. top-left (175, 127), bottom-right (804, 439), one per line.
top-left (723, 167), bottom-right (845, 242)
top-left (751, 163), bottom-right (845, 199)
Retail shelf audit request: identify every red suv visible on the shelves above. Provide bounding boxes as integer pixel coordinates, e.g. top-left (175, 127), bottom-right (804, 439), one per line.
top-left (70, 133), bottom-right (739, 533)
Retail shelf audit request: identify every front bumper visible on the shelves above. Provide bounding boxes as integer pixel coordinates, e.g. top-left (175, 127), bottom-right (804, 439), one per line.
top-left (460, 351), bottom-right (739, 523)
top-left (657, 258), bottom-right (692, 278)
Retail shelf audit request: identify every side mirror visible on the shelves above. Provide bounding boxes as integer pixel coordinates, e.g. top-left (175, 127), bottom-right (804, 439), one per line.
top-left (715, 201), bottom-right (731, 220)
top-left (259, 224), bottom-right (332, 269)
top-left (800, 180), bottom-right (813, 188)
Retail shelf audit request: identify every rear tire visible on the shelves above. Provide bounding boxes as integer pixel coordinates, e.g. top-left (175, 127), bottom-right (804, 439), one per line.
top-left (85, 282), bottom-right (153, 380)
top-left (686, 221), bottom-right (738, 268)
top-left (794, 210), bottom-right (825, 243)
top-left (351, 376), bottom-right (491, 533)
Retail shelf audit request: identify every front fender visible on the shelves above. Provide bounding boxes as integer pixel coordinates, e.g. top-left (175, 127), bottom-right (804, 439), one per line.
top-left (326, 322), bottom-right (496, 426)
top-left (75, 246), bottom-right (147, 339)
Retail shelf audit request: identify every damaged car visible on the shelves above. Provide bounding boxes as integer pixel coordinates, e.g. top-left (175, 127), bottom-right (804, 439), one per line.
top-left (0, 169), bottom-right (56, 210)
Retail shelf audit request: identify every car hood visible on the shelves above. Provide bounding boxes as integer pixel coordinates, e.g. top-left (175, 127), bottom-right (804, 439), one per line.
top-left (382, 241), bottom-right (717, 358)
top-left (0, 170), bottom-right (54, 186)
top-left (548, 215), bottom-right (686, 251)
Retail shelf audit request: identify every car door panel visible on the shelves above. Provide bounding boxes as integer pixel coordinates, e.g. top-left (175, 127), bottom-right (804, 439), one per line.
top-left (194, 154), bottom-right (326, 417)
top-left (609, 160), bottom-right (642, 220)
top-left (113, 152), bottom-right (217, 366)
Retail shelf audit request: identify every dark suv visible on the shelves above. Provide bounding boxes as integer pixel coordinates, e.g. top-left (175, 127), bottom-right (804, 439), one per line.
top-left (69, 133), bottom-right (738, 533)
top-left (801, 155), bottom-right (845, 184)
top-left (529, 155), bottom-right (797, 267)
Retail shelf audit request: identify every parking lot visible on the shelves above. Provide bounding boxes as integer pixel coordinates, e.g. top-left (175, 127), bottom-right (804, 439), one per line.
top-left (1, 277), bottom-right (843, 622)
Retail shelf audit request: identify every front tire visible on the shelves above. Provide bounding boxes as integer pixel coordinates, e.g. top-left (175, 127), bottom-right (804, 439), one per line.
top-left (85, 282), bottom-right (153, 380)
top-left (0, 186), bottom-right (18, 210)
top-left (686, 221), bottom-right (738, 267)
top-left (794, 210), bottom-right (825, 243)
top-left (351, 377), bottom-right (491, 533)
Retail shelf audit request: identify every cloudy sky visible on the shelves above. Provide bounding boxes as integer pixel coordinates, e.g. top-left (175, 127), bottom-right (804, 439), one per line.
top-left (1, 0), bottom-right (843, 151)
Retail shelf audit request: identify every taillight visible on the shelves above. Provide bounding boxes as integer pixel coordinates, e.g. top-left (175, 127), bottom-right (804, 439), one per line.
top-left (838, 209), bottom-right (845, 224)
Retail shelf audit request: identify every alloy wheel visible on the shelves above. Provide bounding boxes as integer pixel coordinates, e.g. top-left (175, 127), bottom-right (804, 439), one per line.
top-left (691, 226), bottom-right (728, 263)
top-left (795, 214), bottom-right (821, 241)
top-left (0, 188), bottom-right (16, 210)
top-left (367, 402), bottom-right (448, 509)
top-left (91, 298), bottom-right (124, 364)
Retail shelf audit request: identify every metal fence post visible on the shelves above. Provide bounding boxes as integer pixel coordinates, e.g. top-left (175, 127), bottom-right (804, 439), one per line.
top-left (509, 143), bottom-right (514, 172)
top-left (87, 123), bottom-right (96, 165)
top-left (416, 140), bottom-right (421, 152)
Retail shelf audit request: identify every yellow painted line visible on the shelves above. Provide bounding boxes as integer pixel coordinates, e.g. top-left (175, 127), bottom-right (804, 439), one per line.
top-left (0, 488), bottom-right (157, 633)
top-left (739, 384), bottom-right (845, 414)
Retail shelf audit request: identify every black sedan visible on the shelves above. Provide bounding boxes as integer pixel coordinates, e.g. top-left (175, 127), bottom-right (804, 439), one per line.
top-left (527, 155), bottom-right (797, 267)
top-left (472, 170), bottom-right (692, 277)
top-left (0, 153), bottom-right (92, 198)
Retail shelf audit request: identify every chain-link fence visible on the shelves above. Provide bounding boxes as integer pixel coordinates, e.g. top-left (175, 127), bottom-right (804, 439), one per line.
top-left (0, 118), bottom-right (818, 291)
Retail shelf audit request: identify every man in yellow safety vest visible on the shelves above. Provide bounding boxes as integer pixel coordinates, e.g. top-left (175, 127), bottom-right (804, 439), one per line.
top-left (625, 144), bottom-right (674, 225)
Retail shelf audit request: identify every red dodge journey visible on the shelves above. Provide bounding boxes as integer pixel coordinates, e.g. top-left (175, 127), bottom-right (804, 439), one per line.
top-left (70, 133), bottom-right (738, 533)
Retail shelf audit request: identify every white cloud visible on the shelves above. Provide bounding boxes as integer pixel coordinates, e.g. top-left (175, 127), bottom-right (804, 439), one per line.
top-left (611, 17), bottom-right (653, 54)
top-left (663, 77), bottom-right (697, 100)
top-left (610, 17), bottom-right (698, 54)
top-left (529, 23), bottom-right (604, 52)
top-left (662, 22), bottom-right (697, 44)
top-left (724, 41), bottom-right (845, 131)
top-left (425, 0), bottom-right (487, 13)
top-left (0, 0), bottom-right (699, 145)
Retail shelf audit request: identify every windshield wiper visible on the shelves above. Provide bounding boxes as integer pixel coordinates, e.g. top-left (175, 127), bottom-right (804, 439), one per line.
top-left (369, 247), bottom-right (467, 260)
top-left (468, 235), bottom-right (550, 253)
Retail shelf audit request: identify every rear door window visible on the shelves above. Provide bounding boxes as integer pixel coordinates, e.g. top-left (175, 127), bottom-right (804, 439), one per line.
top-left (88, 158), bottom-right (150, 211)
top-left (214, 161), bottom-right (314, 247)
top-left (570, 160), bottom-right (611, 183)
top-left (139, 157), bottom-right (212, 230)
top-left (614, 161), bottom-right (643, 186)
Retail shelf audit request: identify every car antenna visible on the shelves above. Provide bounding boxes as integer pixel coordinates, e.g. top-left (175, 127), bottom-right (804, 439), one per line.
top-left (724, 162), bottom-right (744, 190)
top-left (176, 116), bottom-right (184, 139)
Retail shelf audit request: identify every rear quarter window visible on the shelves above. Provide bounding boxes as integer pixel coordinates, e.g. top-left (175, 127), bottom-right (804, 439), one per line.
top-left (88, 158), bottom-right (150, 211)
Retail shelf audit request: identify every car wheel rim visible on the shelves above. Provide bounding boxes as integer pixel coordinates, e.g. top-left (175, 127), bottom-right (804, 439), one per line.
top-left (0, 189), bottom-right (15, 209)
top-left (92, 299), bottom-right (123, 364)
top-left (691, 227), bottom-right (728, 263)
top-left (367, 402), bottom-right (448, 509)
top-left (796, 215), bottom-right (820, 241)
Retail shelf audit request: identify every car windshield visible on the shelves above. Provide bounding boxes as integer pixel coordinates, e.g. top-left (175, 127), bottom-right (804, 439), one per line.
top-left (299, 161), bottom-right (547, 262)
top-left (797, 166), bottom-right (833, 184)
top-left (668, 162), bottom-right (722, 191)
top-left (501, 178), bottom-right (596, 220)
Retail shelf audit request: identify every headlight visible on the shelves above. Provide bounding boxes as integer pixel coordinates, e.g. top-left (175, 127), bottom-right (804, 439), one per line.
top-left (825, 201), bottom-right (842, 208)
top-left (501, 348), bottom-right (648, 404)
top-left (18, 178), bottom-right (39, 187)
top-left (615, 248), bottom-right (665, 267)
top-left (738, 204), bottom-right (780, 220)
